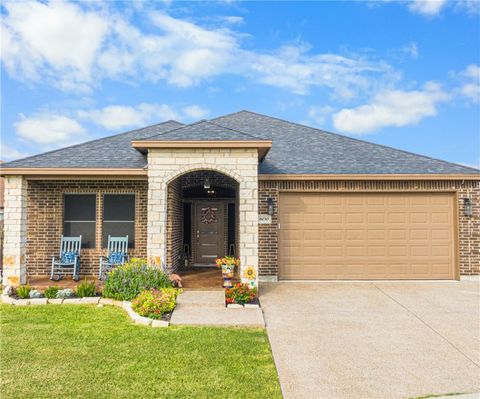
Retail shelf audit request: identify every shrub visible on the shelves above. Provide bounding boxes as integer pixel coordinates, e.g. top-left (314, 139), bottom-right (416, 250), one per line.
top-left (131, 288), bottom-right (180, 319)
top-left (56, 288), bottom-right (74, 299)
top-left (16, 285), bottom-right (31, 299)
top-left (44, 286), bottom-right (59, 299)
top-left (76, 279), bottom-right (96, 298)
top-left (103, 258), bottom-right (172, 301)
top-left (225, 283), bottom-right (257, 304)
top-left (29, 290), bottom-right (42, 299)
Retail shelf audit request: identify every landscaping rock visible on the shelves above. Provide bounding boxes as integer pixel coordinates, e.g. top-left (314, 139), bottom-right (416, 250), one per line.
top-left (133, 314), bottom-right (153, 326)
top-left (14, 299), bottom-right (30, 306)
top-left (2, 285), bottom-right (13, 296)
top-left (62, 298), bottom-right (83, 305)
top-left (99, 298), bottom-right (115, 306)
top-left (97, 304), bottom-right (104, 308)
top-left (227, 304), bottom-right (244, 309)
top-left (81, 297), bottom-right (100, 304)
top-left (1, 295), bottom-right (15, 304)
top-left (152, 320), bottom-right (169, 328)
top-left (48, 298), bottom-right (64, 304)
top-left (244, 303), bottom-right (260, 309)
top-left (29, 298), bottom-right (48, 305)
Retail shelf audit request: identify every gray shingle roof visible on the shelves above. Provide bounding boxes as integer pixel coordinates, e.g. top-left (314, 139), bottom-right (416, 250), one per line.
top-left (2, 110), bottom-right (478, 175)
top-left (212, 111), bottom-right (480, 175)
top-left (2, 121), bottom-right (183, 169)
top-left (141, 120), bottom-right (264, 141)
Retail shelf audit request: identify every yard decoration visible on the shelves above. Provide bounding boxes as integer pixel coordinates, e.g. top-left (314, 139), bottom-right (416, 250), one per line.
top-left (216, 256), bottom-right (240, 288)
top-left (243, 266), bottom-right (256, 288)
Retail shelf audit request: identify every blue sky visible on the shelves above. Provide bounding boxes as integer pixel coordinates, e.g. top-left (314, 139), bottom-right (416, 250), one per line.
top-left (1, 0), bottom-right (479, 168)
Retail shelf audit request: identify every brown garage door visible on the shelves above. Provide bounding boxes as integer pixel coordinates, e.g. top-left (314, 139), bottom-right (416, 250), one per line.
top-left (279, 192), bottom-right (456, 280)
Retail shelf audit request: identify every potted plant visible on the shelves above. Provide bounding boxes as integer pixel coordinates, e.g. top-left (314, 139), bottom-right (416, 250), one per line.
top-left (215, 256), bottom-right (240, 288)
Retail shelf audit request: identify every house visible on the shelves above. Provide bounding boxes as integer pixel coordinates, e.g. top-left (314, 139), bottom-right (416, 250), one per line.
top-left (1, 110), bottom-right (479, 287)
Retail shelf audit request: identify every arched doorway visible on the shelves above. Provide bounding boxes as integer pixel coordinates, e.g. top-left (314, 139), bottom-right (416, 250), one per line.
top-left (166, 170), bottom-right (239, 279)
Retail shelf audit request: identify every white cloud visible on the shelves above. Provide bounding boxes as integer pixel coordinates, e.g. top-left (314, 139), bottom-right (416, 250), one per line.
top-left (408, 0), bottom-right (447, 16)
top-left (306, 105), bottom-right (335, 126)
top-left (458, 64), bottom-right (480, 103)
top-left (78, 103), bottom-right (180, 130)
top-left (1, 1), bottom-right (398, 99)
top-left (1, 0), bottom-right (108, 92)
top-left (78, 103), bottom-right (209, 130)
top-left (182, 105), bottom-right (210, 120)
top-left (223, 16), bottom-right (244, 25)
top-left (332, 82), bottom-right (449, 134)
top-left (0, 144), bottom-right (31, 161)
top-left (15, 114), bottom-right (86, 146)
top-left (247, 45), bottom-right (397, 98)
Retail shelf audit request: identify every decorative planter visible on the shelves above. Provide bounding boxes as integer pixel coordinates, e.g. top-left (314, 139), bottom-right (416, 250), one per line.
top-left (221, 264), bottom-right (235, 288)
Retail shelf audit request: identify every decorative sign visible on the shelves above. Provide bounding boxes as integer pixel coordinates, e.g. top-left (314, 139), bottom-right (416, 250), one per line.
top-left (259, 214), bottom-right (272, 224)
top-left (201, 207), bottom-right (217, 224)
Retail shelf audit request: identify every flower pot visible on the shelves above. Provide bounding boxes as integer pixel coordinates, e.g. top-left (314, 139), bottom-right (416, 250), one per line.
top-left (221, 264), bottom-right (235, 288)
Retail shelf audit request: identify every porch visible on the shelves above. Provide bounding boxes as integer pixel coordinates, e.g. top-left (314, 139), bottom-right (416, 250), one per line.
top-left (27, 267), bottom-right (230, 291)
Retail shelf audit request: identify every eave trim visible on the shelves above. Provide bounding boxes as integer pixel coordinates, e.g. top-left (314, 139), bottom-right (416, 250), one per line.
top-left (0, 168), bottom-right (148, 176)
top-left (258, 173), bottom-right (480, 181)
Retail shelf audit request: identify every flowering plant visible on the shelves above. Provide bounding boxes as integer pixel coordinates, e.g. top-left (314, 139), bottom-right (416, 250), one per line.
top-left (215, 256), bottom-right (240, 268)
top-left (132, 288), bottom-right (181, 319)
top-left (225, 283), bottom-right (257, 304)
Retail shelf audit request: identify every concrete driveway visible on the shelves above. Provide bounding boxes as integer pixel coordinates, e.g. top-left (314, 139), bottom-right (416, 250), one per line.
top-left (261, 281), bottom-right (480, 399)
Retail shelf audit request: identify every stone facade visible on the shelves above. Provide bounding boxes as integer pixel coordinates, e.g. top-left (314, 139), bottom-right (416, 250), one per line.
top-left (2, 176), bottom-right (27, 286)
top-left (258, 179), bottom-right (480, 278)
top-left (147, 148), bottom-right (259, 284)
top-left (23, 180), bottom-right (147, 278)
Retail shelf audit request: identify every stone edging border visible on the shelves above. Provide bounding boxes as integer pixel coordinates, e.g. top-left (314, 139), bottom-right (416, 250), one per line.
top-left (1, 286), bottom-right (169, 328)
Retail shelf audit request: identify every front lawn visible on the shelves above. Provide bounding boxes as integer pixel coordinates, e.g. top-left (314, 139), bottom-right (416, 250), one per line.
top-left (0, 304), bottom-right (282, 399)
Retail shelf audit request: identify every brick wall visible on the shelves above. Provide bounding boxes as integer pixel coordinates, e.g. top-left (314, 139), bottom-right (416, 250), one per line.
top-left (166, 178), bottom-right (183, 272)
top-left (26, 180), bottom-right (147, 277)
top-left (258, 179), bottom-right (480, 277)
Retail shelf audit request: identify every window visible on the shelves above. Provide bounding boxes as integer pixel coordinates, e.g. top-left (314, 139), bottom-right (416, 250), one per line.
top-left (64, 194), bottom-right (96, 248)
top-left (103, 194), bottom-right (135, 248)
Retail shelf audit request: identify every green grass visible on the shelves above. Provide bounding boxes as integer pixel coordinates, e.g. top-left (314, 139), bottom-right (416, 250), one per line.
top-left (0, 304), bottom-right (282, 399)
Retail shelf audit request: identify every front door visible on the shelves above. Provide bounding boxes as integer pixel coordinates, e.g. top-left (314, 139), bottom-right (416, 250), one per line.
top-left (195, 202), bottom-right (224, 265)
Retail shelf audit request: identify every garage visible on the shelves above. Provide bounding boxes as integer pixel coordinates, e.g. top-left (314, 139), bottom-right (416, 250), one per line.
top-left (278, 192), bottom-right (457, 280)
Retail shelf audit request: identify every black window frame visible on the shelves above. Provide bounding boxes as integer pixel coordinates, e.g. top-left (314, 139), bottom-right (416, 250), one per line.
top-left (63, 194), bottom-right (97, 249)
top-left (102, 194), bottom-right (136, 249)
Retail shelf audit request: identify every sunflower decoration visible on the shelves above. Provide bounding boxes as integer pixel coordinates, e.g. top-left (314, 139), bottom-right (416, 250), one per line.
top-left (243, 266), bottom-right (256, 280)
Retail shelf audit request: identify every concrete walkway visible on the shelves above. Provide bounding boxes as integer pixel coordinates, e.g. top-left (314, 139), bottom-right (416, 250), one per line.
top-left (261, 281), bottom-right (480, 399)
top-left (170, 290), bottom-right (265, 327)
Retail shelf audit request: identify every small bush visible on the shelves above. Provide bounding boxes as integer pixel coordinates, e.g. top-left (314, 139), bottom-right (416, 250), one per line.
top-left (76, 279), bottom-right (96, 298)
top-left (103, 258), bottom-right (172, 301)
top-left (132, 288), bottom-right (180, 319)
top-left (29, 290), bottom-right (42, 299)
top-left (56, 288), bottom-right (74, 299)
top-left (225, 283), bottom-right (257, 304)
top-left (44, 286), bottom-right (59, 299)
top-left (16, 285), bottom-right (31, 299)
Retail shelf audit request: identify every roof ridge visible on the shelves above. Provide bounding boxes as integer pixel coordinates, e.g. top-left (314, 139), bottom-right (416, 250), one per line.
top-left (206, 120), bottom-right (264, 140)
top-left (225, 110), bottom-right (480, 172)
top-left (141, 118), bottom-right (266, 141)
top-left (2, 120), bottom-right (182, 166)
top-left (140, 119), bottom-right (206, 139)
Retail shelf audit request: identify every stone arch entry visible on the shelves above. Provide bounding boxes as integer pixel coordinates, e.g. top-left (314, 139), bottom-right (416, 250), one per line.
top-left (166, 169), bottom-right (240, 272)
top-left (146, 148), bottom-right (259, 286)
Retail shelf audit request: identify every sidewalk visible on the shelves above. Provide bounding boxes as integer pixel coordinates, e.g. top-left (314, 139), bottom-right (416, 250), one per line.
top-left (170, 291), bottom-right (265, 327)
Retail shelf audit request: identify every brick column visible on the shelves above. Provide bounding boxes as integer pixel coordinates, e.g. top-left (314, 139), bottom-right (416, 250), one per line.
top-left (2, 176), bottom-right (27, 286)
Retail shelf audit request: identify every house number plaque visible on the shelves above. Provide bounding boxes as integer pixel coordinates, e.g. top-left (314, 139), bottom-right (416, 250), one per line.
top-left (258, 214), bottom-right (272, 224)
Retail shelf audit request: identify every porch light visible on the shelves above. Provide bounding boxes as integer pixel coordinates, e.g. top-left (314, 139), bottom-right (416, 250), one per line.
top-left (267, 198), bottom-right (275, 215)
top-left (463, 198), bottom-right (473, 217)
top-left (204, 178), bottom-right (211, 190)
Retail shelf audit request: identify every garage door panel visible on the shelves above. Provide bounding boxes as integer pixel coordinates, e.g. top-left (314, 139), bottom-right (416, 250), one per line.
top-left (279, 192), bottom-right (455, 280)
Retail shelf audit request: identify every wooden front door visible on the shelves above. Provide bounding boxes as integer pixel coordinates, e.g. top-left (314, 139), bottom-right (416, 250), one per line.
top-left (195, 202), bottom-right (225, 265)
